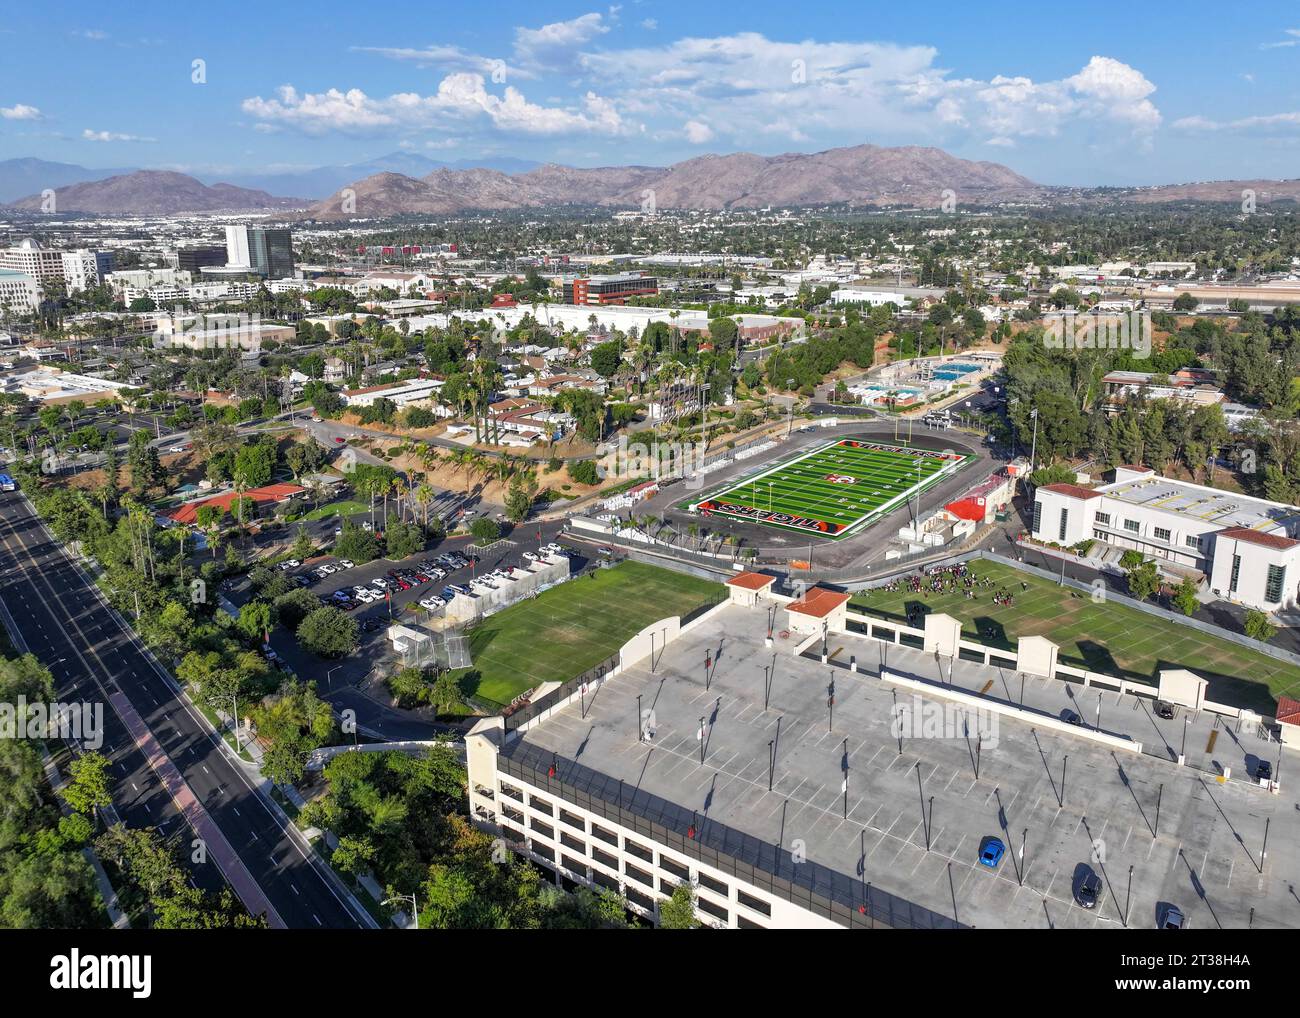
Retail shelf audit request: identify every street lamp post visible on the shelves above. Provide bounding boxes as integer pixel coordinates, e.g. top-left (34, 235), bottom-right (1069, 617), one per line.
top-left (382, 892), bottom-right (419, 930)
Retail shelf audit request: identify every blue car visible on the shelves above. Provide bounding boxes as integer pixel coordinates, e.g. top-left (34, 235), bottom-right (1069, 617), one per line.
top-left (442, 586), bottom-right (457, 600)
top-left (978, 837), bottom-right (1006, 869)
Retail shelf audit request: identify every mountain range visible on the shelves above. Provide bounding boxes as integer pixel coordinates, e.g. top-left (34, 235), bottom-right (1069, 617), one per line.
top-left (2, 144), bottom-right (1298, 218)
top-left (302, 145), bottom-right (1044, 219)
top-left (0, 152), bottom-right (540, 204)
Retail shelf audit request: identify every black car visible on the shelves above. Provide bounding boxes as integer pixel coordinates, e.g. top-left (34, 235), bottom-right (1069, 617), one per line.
top-left (1257, 760), bottom-right (1273, 782)
top-left (1155, 701), bottom-right (1176, 720)
top-left (1075, 872), bottom-right (1101, 909)
top-left (1061, 709), bottom-right (1083, 726)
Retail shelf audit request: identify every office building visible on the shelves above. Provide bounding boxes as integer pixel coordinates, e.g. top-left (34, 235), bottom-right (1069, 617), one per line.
top-left (0, 270), bottom-right (40, 313)
top-left (225, 225), bottom-right (294, 278)
top-left (0, 239), bottom-right (65, 285)
top-left (563, 273), bottom-right (658, 306)
top-left (177, 245), bottom-right (228, 276)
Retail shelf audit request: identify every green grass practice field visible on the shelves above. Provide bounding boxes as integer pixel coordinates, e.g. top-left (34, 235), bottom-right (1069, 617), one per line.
top-left (695, 439), bottom-right (970, 539)
top-left (458, 560), bottom-right (724, 708)
top-left (850, 559), bottom-right (1300, 714)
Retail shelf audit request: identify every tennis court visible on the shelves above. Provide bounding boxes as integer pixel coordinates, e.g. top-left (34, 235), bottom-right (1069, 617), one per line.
top-left (694, 439), bottom-right (971, 539)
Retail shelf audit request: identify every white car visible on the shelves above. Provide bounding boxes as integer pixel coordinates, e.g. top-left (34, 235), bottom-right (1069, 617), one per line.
top-left (337, 559), bottom-right (354, 569)
top-left (419, 597), bottom-right (444, 611)
top-left (279, 559), bottom-right (300, 570)
top-left (319, 563), bottom-right (336, 575)
top-left (522, 551), bottom-right (539, 562)
top-left (371, 578), bottom-right (390, 590)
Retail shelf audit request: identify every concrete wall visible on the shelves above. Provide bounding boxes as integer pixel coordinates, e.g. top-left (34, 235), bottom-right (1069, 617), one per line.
top-left (881, 670), bottom-right (1143, 754)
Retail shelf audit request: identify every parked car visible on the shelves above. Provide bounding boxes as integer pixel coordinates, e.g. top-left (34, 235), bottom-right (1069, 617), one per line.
top-left (1161, 905), bottom-right (1185, 929)
top-left (337, 559), bottom-right (354, 569)
top-left (278, 559), bottom-right (300, 570)
top-left (1075, 872), bottom-right (1101, 909)
top-left (978, 837), bottom-right (1005, 869)
top-left (1257, 760), bottom-right (1273, 782)
top-left (1061, 709), bottom-right (1083, 726)
top-left (1155, 701), bottom-right (1176, 720)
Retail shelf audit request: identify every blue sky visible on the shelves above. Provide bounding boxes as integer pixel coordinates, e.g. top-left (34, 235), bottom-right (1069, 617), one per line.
top-left (1, 1), bottom-right (1299, 185)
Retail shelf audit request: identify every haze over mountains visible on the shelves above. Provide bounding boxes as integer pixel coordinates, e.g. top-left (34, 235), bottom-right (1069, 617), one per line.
top-left (2, 143), bottom-right (1297, 217)
top-left (0, 152), bottom-right (540, 205)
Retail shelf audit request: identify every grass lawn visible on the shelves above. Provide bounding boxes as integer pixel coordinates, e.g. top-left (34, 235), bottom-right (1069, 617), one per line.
top-left (299, 500), bottom-right (369, 521)
top-left (457, 560), bottom-right (725, 708)
top-left (850, 559), bottom-right (1300, 715)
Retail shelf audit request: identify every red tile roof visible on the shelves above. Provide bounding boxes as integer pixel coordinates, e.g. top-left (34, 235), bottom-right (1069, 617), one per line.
top-left (1276, 696), bottom-right (1300, 726)
top-left (165, 483), bottom-right (305, 526)
top-left (787, 587), bottom-right (851, 618)
top-left (1217, 526), bottom-right (1299, 551)
top-left (1040, 482), bottom-right (1102, 500)
top-left (727, 571), bottom-right (776, 591)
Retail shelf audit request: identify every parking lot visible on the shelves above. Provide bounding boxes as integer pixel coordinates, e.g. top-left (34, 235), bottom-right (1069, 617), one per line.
top-left (518, 600), bottom-right (1300, 929)
top-left (224, 520), bottom-right (578, 710)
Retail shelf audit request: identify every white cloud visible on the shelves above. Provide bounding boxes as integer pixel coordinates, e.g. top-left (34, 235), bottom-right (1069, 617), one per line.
top-left (241, 75), bottom-right (627, 137)
top-left (248, 21), bottom-right (1164, 155)
top-left (1173, 111), bottom-right (1300, 133)
top-left (684, 119), bottom-right (714, 143)
top-left (512, 12), bottom-right (608, 69)
top-left (351, 44), bottom-right (529, 80)
top-left (641, 18), bottom-right (657, 30)
top-left (1261, 28), bottom-right (1300, 49)
top-left (73, 29), bottom-right (108, 40)
top-left (0, 104), bottom-right (42, 120)
top-left (83, 129), bottom-right (155, 142)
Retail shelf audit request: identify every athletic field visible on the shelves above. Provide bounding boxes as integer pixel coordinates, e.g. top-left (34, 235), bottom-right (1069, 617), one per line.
top-left (458, 560), bottom-right (724, 708)
top-left (694, 439), bottom-right (971, 539)
top-left (850, 559), bottom-right (1299, 714)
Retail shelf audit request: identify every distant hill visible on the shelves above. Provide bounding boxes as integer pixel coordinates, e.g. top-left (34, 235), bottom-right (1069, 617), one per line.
top-left (6, 170), bottom-right (306, 215)
top-left (301, 143), bottom-right (1045, 219)
top-left (218, 152), bottom-right (542, 199)
top-left (0, 157), bottom-right (137, 203)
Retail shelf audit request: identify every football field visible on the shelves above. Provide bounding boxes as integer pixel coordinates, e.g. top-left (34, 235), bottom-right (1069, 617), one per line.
top-left (693, 439), bottom-right (971, 539)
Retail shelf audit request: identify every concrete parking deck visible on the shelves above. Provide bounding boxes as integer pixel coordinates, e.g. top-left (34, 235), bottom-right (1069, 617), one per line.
top-left (517, 602), bottom-right (1300, 929)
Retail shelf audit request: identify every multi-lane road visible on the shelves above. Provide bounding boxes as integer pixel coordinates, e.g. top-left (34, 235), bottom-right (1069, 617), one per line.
top-left (0, 490), bottom-right (374, 929)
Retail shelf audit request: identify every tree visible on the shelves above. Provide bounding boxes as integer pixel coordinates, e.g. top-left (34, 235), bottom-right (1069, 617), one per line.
top-left (237, 600), bottom-right (274, 643)
top-left (292, 526), bottom-right (314, 561)
top-left (658, 882), bottom-right (699, 928)
top-left (588, 341), bottom-right (623, 378)
top-left (274, 587), bottom-right (322, 629)
top-left (296, 605), bottom-right (358, 658)
top-left (334, 520), bottom-right (380, 564)
top-left (1172, 292), bottom-right (1199, 312)
top-left (59, 752), bottom-right (113, 815)
top-left (470, 517), bottom-right (500, 544)
top-left (505, 474), bottom-right (536, 523)
top-left (1172, 577), bottom-right (1200, 617)
top-left (382, 520), bottom-right (421, 561)
top-left (1125, 558), bottom-right (1160, 601)
top-left (1244, 609), bottom-right (1277, 643)
top-left (429, 671), bottom-right (464, 715)
top-left (569, 459), bottom-right (599, 486)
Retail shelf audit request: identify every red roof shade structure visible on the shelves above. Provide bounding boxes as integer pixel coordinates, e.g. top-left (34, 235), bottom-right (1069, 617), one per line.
top-left (727, 572), bottom-right (776, 591)
top-left (787, 587), bottom-right (851, 619)
top-left (165, 483), bottom-right (305, 526)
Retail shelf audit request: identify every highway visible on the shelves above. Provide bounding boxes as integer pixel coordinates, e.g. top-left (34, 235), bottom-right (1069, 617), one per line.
top-left (0, 490), bottom-right (374, 929)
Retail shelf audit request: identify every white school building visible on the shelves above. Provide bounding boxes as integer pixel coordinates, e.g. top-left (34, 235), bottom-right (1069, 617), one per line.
top-left (1031, 465), bottom-right (1300, 612)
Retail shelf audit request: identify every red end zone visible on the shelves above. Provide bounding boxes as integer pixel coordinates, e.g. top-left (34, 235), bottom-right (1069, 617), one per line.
top-left (697, 500), bottom-right (846, 535)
